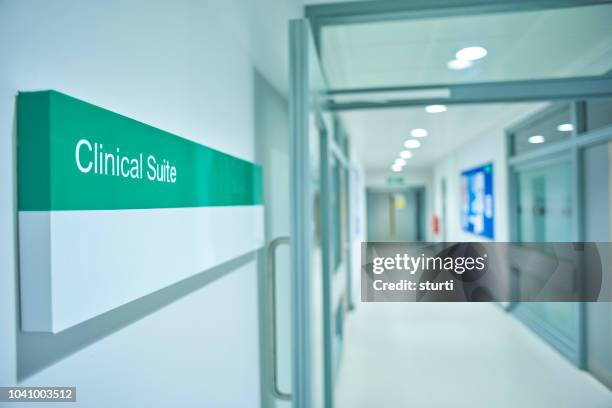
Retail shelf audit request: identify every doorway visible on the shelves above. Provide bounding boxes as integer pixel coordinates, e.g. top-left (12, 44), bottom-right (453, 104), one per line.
top-left (289, 2), bottom-right (612, 408)
top-left (366, 188), bottom-right (425, 241)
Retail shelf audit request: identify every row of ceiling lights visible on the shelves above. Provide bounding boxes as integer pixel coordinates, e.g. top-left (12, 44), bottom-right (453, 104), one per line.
top-left (392, 46), bottom-right (575, 170)
top-left (392, 118), bottom-right (576, 169)
top-left (393, 46), bottom-right (488, 172)
top-left (391, 106), bottom-right (444, 172)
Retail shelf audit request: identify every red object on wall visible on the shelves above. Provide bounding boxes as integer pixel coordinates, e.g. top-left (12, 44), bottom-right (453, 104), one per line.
top-left (432, 215), bottom-right (440, 236)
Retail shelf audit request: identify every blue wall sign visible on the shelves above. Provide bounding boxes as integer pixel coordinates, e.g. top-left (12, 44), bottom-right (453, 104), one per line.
top-left (460, 163), bottom-right (494, 239)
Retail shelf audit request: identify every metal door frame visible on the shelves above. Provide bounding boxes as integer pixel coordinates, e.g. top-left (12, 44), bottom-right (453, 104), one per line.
top-left (304, 0), bottom-right (612, 110)
top-left (291, 17), bottom-right (357, 408)
top-left (291, 2), bottom-right (612, 407)
top-left (289, 19), bottom-right (313, 408)
top-left (319, 114), bottom-right (351, 408)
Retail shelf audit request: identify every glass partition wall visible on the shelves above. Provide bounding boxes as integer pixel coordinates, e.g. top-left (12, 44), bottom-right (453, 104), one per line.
top-left (514, 157), bottom-right (580, 359)
top-left (507, 98), bottom-right (612, 387)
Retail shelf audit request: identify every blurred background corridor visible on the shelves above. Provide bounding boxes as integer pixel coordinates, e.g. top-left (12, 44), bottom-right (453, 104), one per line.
top-left (1, 1), bottom-right (612, 407)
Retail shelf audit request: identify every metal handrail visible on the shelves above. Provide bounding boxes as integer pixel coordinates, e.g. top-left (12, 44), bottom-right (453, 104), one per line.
top-left (267, 236), bottom-right (292, 401)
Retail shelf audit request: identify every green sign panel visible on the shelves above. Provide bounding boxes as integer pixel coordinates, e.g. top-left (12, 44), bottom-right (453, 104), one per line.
top-left (18, 90), bottom-right (262, 211)
top-left (387, 176), bottom-right (405, 186)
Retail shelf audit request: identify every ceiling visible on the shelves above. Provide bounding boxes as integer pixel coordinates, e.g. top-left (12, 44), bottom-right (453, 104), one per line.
top-left (303, 0), bottom-right (359, 4)
top-left (339, 102), bottom-right (545, 173)
top-left (320, 3), bottom-right (612, 89)
top-left (307, 3), bottom-right (612, 175)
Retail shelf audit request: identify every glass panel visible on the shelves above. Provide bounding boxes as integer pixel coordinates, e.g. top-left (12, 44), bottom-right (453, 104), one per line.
top-left (340, 166), bottom-right (348, 265)
top-left (582, 141), bottom-right (612, 388)
top-left (582, 142), bottom-right (611, 242)
top-left (330, 156), bottom-right (349, 270)
top-left (289, 20), bottom-right (328, 408)
top-left (321, 4), bottom-right (612, 89)
top-left (516, 160), bottom-right (573, 242)
top-left (587, 303), bottom-right (612, 388)
top-left (308, 113), bottom-right (324, 408)
top-left (585, 97), bottom-right (612, 133)
top-left (333, 117), bottom-right (342, 144)
top-left (511, 105), bottom-right (572, 156)
top-left (515, 159), bottom-right (579, 350)
top-left (331, 157), bottom-right (342, 269)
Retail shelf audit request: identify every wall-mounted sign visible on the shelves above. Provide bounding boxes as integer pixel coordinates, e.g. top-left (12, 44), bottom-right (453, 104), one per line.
top-left (18, 90), bottom-right (264, 333)
top-left (460, 163), bottom-right (494, 239)
top-left (387, 176), bottom-right (405, 186)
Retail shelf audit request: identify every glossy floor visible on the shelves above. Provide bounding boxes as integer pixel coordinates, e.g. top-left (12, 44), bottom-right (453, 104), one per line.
top-left (335, 303), bottom-right (612, 408)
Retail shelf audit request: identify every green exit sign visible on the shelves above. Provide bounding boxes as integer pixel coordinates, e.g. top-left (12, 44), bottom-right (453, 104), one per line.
top-left (387, 176), bottom-right (405, 186)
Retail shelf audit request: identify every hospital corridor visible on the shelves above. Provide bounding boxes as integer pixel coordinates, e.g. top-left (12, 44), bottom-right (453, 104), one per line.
top-left (1, 1), bottom-right (612, 407)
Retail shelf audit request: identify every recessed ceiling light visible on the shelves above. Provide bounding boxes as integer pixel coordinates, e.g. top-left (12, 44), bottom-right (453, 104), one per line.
top-left (456, 46), bottom-right (488, 61)
top-left (528, 135), bottom-right (546, 144)
top-left (395, 158), bottom-right (407, 166)
top-left (404, 139), bottom-right (421, 149)
top-left (447, 59), bottom-right (472, 70)
top-left (400, 150), bottom-right (413, 159)
top-left (411, 128), bottom-right (428, 138)
top-left (425, 105), bottom-right (447, 113)
top-left (557, 123), bottom-right (574, 132)
top-left (392, 164), bottom-right (403, 172)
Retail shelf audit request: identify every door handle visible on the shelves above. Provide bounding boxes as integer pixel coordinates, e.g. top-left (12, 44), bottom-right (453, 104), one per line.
top-left (268, 236), bottom-right (292, 401)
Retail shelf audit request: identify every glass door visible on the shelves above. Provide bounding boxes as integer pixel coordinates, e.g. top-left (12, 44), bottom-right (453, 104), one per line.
top-left (320, 116), bottom-right (351, 408)
top-left (512, 156), bottom-right (581, 364)
top-left (288, 18), bottom-right (329, 408)
top-left (289, 19), bottom-right (352, 408)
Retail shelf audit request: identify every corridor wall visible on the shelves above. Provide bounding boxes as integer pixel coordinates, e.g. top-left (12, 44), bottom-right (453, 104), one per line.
top-left (432, 104), bottom-right (544, 243)
top-left (0, 1), bottom-right (300, 406)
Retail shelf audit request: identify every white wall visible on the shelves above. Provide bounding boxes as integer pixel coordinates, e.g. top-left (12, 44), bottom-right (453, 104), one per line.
top-left (431, 105), bottom-right (545, 243)
top-left (0, 1), bottom-right (300, 407)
